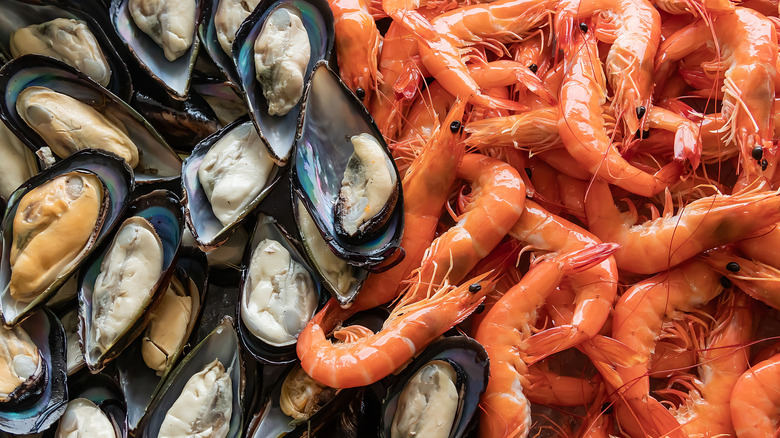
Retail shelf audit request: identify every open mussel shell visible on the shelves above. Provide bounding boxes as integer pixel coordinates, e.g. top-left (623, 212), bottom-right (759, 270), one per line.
top-left (292, 62), bottom-right (403, 267)
top-left (198, 0), bottom-right (248, 88)
top-left (292, 191), bottom-right (368, 306)
top-left (192, 76), bottom-right (249, 125)
top-left (0, 0), bottom-right (133, 100)
top-left (232, 0), bottom-right (334, 165)
top-left (115, 247), bottom-right (207, 433)
top-left (110, 0), bottom-right (203, 100)
top-left (0, 150), bottom-right (133, 327)
top-left (54, 306), bottom-right (86, 376)
top-left (380, 336), bottom-right (489, 438)
top-left (0, 55), bottom-right (182, 184)
top-left (0, 308), bottom-right (67, 435)
top-left (43, 372), bottom-right (128, 438)
top-left (138, 316), bottom-right (245, 438)
top-left (78, 189), bottom-right (184, 372)
top-left (182, 116), bottom-right (281, 251)
top-left (237, 214), bottom-right (326, 364)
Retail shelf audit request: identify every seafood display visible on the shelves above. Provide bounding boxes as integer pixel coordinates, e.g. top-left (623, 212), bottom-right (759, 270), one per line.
top-left (3, 0), bottom-right (780, 436)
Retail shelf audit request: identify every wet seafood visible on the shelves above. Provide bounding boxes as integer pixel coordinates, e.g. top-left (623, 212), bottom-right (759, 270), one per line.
top-left (55, 398), bottom-right (116, 438)
top-left (215, 0), bottom-right (261, 55)
top-left (279, 364), bottom-right (337, 421)
top-left (390, 361), bottom-right (458, 438)
top-left (0, 325), bottom-right (41, 401)
top-left (0, 123), bottom-right (37, 202)
top-left (141, 276), bottom-right (193, 374)
top-left (129, 0), bottom-right (197, 61)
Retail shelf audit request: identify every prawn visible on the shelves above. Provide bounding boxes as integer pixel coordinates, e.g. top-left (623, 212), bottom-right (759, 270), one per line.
top-left (610, 260), bottom-right (724, 437)
top-left (646, 105), bottom-right (703, 169)
top-left (730, 352), bottom-right (780, 437)
top-left (475, 243), bottom-right (618, 438)
top-left (584, 179), bottom-right (780, 274)
top-left (703, 246), bottom-right (780, 311)
top-left (557, 29), bottom-right (681, 197)
top-left (329, 0), bottom-right (381, 104)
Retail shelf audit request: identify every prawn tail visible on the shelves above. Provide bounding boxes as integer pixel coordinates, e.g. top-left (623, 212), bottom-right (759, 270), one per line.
top-left (523, 329), bottom-right (639, 366)
top-left (674, 124), bottom-right (702, 170)
top-left (576, 335), bottom-right (643, 368)
top-left (560, 243), bottom-right (620, 274)
top-left (655, 160), bottom-right (685, 185)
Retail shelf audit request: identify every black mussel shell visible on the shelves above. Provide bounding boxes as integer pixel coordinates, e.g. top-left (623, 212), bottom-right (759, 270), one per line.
top-left (0, 0), bottom-right (133, 100)
top-left (380, 336), bottom-right (490, 438)
top-left (0, 55), bottom-right (182, 184)
top-left (0, 150), bottom-right (134, 327)
top-left (79, 189), bottom-right (184, 372)
top-left (232, 0), bottom-right (334, 165)
top-left (191, 76), bottom-right (249, 125)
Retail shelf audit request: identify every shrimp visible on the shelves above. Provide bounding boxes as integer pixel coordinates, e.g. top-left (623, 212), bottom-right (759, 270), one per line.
top-left (329, 0), bottom-right (381, 104)
top-left (610, 260), bottom-right (724, 438)
top-left (703, 247), bottom-right (780, 311)
top-left (653, 0), bottom-right (735, 17)
top-left (464, 107), bottom-right (560, 150)
top-left (664, 291), bottom-right (753, 437)
top-left (557, 30), bottom-right (682, 197)
top-left (585, 180), bottom-right (780, 274)
top-left (411, 153), bottom-right (526, 290)
top-left (525, 359), bottom-right (600, 406)
top-left (475, 243), bottom-right (618, 438)
top-left (468, 61), bottom-right (555, 104)
top-left (556, 0), bottom-right (661, 134)
top-left (507, 200), bottom-right (619, 363)
top-left (298, 273), bottom-right (492, 388)
top-left (730, 352), bottom-right (780, 437)
top-left (646, 105), bottom-right (703, 169)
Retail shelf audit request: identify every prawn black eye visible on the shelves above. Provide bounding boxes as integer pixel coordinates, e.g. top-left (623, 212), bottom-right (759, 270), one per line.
top-left (529, 63), bottom-right (538, 73)
top-left (450, 120), bottom-right (462, 133)
top-left (469, 283), bottom-right (482, 293)
top-left (636, 106), bottom-right (646, 119)
top-left (752, 145), bottom-right (764, 161)
top-left (579, 22), bottom-right (588, 32)
top-left (636, 129), bottom-right (651, 139)
top-left (601, 403), bottom-right (613, 415)
top-left (474, 302), bottom-right (486, 314)
top-left (720, 276), bottom-right (732, 288)
top-left (355, 87), bottom-right (366, 100)
top-left (762, 159), bottom-right (769, 171)
top-left (726, 262), bottom-right (740, 272)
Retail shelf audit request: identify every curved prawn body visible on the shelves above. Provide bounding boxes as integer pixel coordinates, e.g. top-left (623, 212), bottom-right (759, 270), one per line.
top-left (730, 352), bottom-right (780, 437)
top-left (507, 200), bottom-right (619, 363)
top-left (411, 153), bottom-right (525, 290)
top-left (666, 292), bottom-right (753, 437)
top-left (585, 180), bottom-right (780, 274)
top-left (468, 60), bottom-right (555, 104)
top-left (703, 247), bottom-right (780, 311)
top-left (653, 0), bottom-right (735, 17)
top-left (329, 0), bottom-right (381, 104)
top-left (464, 107), bottom-right (560, 150)
top-left (611, 260), bottom-right (724, 438)
top-left (525, 360), bottom-right (600, 406)
top-left (556, 0), bottom-right (661, 134)
top-left (475, 243), bottom-right (618, 438)
top-left (298, 273), bottom-right (492, 388)
top-left (557, 31), bottom-right (681, 197)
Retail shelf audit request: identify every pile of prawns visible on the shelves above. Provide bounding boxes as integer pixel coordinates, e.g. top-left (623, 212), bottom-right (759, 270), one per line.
top-left (296, 0), bottom-right (780, 436)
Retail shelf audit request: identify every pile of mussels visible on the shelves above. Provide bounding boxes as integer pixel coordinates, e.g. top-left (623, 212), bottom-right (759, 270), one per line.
top-left (0, 0), bottom-right (490, 437)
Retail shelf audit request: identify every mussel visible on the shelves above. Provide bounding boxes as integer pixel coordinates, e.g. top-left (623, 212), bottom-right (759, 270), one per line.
top-left (78, 189), bottom-right (183, 372)
top-left (0, 56), bottom-right (182, 184)
top-left (0, 122), bottom-right (38, 205)
top-left (232, 0), bottom-right (334, 164)
top-left (0, 150), bottom-right (133, 327)
top-left (48, 372), bottom-right (127, 438)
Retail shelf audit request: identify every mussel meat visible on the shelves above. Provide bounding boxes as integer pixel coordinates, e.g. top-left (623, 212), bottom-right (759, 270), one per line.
top-left (214, 0), bottom-right (260, 55)
top-left (0, 325), bottom-right (42, 403)
top-left (158, 358), bottom-right (232, 438)
top-left (0, 122), bottom-right (37, 204)
top-left (279, 364), bottom-right (337, 421)
top-left (55, 398), bottom-right (117, 438)
top-left (141, 276), bottom-right (193, 375)
top-left (128, 0), bottom-right (197, 61)
top-left (390, 361), bottom-right (459, 438)
top-left (16, 86), bottom-right (140, 168)
top-left (10, 18), bottom-right (112, 87)
top-left (10, 172), bottom-right (105, 303)
top-left (254, 6), bottom-right (310, 116)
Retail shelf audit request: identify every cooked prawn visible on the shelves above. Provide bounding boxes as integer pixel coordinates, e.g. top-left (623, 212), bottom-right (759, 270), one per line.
top-left (730, 352), bottom-right (780, 437)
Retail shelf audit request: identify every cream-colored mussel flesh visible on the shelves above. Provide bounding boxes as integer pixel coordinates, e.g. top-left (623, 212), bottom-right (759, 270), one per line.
top-left (337, 133), bottom-right (396, 237)
top-left (254, 7), bottom-right (310, 116)
top-left (10, 18), bottom-right (112, 86)
top-left (129, 0), bottom-right (197, 61)
top-left (279, 364), bottom-right (337, 421)
top-left (55, 398), bottom-right (116, 438)
top-left (158, 358), bottom-right (232, 438)
top-left (0, 325), bottom-right (42, 401)
top-left (198, 121), bottom-right (274, 227)
top-left (296, 199), bottom-right (357, 299)
top-left (90, 216), bottom-right (163, 355)
top-left (16, 86), bottom-right (139, 168)
top-left (141, 276), bottom-right (193, 375)
top-left (391, 361), bottom-right (459, 438)
top-left (0, 122), bottom-right (37, 201)
top-left (215, 0), bottom-right (261, 55)
top-left (242, 239), bottom-right (317, 346)
top-left (61, 309), bottom-right (85, 374)
top-left (10, 172), bottom-right (103, 303)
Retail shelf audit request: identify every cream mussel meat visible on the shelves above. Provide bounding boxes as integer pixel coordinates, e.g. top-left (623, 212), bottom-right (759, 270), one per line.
top-left (279, 364), bottom-right (336, 422)
top-left (129, 0), bottom-right (197, 61)
top-left (59, 308), bottom-right (85, 375)
top-left (10, 18), bottom-right (112, 87)
top-left (390, 361), bottom-right (458, 438)
top-left (335, 133), bottom-right (398, 242)
top-left (9, 172), bottom-right (104, 303)
top-left (215, 0), bottom-right (260, 55)
top-left (55, 398), bottom-right (117, 438)
top-left (158, 358), bottom-right (232, 438)
top-left (141, 276), bottom-right (192, 375)
top-left (254, 6), bottom-right (310, 116)
top-left (231, 0), bottom-right (333, 164)
top-left (16, 86), bottom-right (140, 167)
top-left (0, 325), bottom-right (42, 403)
top-left (0, 122), bottom-right (37, 204)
